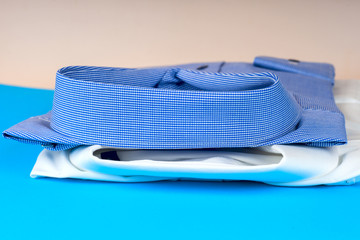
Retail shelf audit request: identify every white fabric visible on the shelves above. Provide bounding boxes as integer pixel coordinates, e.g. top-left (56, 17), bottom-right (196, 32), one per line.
top-left (30, 80), bottom-right (360, 186)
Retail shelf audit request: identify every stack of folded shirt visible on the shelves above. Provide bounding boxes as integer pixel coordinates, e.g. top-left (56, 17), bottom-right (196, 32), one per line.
top-left (3, 56), bottom-right (360, 186)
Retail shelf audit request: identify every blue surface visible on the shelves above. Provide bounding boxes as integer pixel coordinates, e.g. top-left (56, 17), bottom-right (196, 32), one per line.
top-left (0, 84), bottom-right (360, 240)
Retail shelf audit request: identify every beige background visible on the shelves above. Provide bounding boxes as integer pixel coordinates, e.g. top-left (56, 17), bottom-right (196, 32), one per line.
top-left (1, 0), bottom-right (359, 89)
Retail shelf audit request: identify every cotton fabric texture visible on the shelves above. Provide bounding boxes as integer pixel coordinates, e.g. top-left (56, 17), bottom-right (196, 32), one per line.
top-left (30, 80), bottom-right (360, 186)
top-left (3, 56), bottom-right (347, 150)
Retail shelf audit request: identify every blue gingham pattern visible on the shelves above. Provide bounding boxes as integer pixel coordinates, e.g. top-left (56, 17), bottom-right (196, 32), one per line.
top-left (3, 57), bottom-right (347, 150)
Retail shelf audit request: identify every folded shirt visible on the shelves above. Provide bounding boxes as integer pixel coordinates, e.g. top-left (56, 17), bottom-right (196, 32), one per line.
top-left (30, 80), bottom-right (360, 186)
top-left (3, 56), bottom-right (347, 150)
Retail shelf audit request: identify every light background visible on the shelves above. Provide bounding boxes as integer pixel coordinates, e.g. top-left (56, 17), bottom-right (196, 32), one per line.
top-left (1, 0), bottom-right (360, 89)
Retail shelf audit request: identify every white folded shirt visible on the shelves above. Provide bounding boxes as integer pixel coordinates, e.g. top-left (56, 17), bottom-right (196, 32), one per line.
top-left (30, 80), bottom-right (360, 186)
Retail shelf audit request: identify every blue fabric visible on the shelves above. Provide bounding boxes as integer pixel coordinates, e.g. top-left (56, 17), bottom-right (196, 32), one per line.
top-left (2, 56), bottom-right (347, 150)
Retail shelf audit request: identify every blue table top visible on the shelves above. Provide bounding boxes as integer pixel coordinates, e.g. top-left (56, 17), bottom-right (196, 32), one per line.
top-left (1, 84), bottom-right (359, 240)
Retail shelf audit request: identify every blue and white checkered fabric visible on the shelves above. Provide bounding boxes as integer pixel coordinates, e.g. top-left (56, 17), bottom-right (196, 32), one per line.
top-left (3, 56), bottom-right (347, 150)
